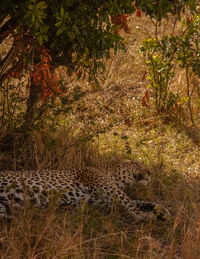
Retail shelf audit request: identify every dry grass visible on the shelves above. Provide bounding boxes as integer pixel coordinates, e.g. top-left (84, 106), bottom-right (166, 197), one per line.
top-left (0, 107), bottom-right (200, 258)
top-left (0, 13), bottom-right (200, 259)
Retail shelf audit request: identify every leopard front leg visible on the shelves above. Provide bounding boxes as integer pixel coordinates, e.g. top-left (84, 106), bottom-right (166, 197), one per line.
top-left (97, 183), bottom-right (170, 221)
top-left (0, 201), bottom-right (12, 218)
top-left (96, 183), bottom-right (152, 221)
top-left (111, 189), bottom-right (154, 221)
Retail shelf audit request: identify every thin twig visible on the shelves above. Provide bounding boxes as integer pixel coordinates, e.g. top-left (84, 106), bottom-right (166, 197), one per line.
top-left (163, 18), bottom-right (169, 37)
top-left (171, 16), bottom-right (178, 37)
top-left (186, 65), bottom-right (195, 124)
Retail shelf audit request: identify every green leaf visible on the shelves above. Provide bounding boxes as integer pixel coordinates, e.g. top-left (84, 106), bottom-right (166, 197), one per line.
top-left (73, 25), bottom-right (80, 35)
top-left (60, 7), bottom-right (64, 18)
top-left (67, 31), bottom-right (75, 39)
top-left (36, 1), bottom-right (47, 9)
top-left (38, 35), bottom-right (43, 45)
top-left (38, 15), bottom-right (44, 24)
top-left (55, 21), bottom-right (62, 27)
top-left (32, 15), bottom-right (35, 23)
top-left (56, 26), bottom-right (64, 36)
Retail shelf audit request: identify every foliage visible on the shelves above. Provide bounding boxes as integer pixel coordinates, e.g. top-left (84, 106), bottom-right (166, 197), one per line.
top-left (140, 38), bottom-right (177, 112)
top-left (0, 0), bottom-right (138, 133)
top-left (30, 46), bottom-right (61, 101)
top-left (139, 4), bottom-right (200, 122)
top-left (0, 0), bottom-right (135, 82)
top-left (135, 0), bottom-right (197, 21)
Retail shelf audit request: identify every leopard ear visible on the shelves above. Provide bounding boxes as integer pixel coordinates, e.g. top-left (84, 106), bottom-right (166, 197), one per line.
top-left (121, 159), bottom-right (131, 163)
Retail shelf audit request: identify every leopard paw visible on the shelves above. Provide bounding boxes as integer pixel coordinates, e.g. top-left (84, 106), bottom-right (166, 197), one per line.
top-left (153, 204), bottom-right (171, 221)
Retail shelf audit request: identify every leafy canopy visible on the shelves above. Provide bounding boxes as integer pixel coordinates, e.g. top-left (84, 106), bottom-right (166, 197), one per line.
top-left (0, 0), bottom-right (135, 78)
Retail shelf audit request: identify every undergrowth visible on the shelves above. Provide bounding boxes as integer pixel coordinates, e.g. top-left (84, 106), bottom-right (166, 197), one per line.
top-left (0, 109), bottom-right (200, 258)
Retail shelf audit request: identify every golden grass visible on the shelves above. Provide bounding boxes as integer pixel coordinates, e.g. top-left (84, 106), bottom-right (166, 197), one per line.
top-left (0, 108), bottom-right (199, 258)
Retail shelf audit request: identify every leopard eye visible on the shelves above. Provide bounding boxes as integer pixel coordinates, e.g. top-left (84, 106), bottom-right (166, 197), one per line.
top-left (134, 173), bottom-right (143, 181)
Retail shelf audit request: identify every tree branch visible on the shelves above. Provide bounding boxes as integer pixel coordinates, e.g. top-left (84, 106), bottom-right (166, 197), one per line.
top-left (0, 17), bottom-right (18, 44)
top-left (0, 36), bottom-right (22, 81)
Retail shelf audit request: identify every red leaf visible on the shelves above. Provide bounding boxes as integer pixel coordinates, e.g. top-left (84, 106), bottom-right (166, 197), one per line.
top-left (142, 96), bottom-right (147, 107)
top-left (145, 90), bottom-right (150, 99)
top-left (136, 10), bottom-right (141, 17)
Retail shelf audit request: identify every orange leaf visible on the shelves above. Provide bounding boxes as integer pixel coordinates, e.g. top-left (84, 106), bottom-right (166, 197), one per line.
top-left (41, 80), bottom-right (47, 88)
top-left (132, 3), bottom-right (137, 10)
top-left (55, 86), bottom-right (62, 93)
top-left (123, 14), bottom-right (128, 21)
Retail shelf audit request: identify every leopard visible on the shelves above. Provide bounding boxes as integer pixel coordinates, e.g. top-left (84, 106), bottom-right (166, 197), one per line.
top-left (0, 160), bottom-right (170, 221)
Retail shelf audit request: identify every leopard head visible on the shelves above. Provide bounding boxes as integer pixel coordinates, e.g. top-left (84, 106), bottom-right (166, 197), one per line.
top-left (110, 159), bottom-right (151, 187)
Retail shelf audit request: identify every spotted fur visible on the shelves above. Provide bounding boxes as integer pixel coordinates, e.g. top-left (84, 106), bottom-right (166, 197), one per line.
top-left (0, 160), bottom-right (170, 221)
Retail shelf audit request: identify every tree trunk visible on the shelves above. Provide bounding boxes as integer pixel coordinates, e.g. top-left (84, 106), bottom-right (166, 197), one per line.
top-left (24, 81), bottom-right (42, 129)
